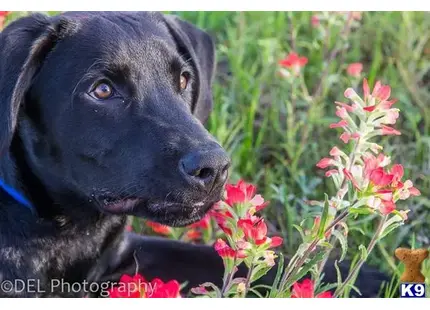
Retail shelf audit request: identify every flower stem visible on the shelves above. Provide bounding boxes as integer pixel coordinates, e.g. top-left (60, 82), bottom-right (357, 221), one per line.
top-left (221, 256), bottom-right (237, 297)
top-left (279, 209), bottom-right (350, 292)
top-left (334, 215), bottom-right (388, 298)
top-left (243, 261), bottom-right (256, 297)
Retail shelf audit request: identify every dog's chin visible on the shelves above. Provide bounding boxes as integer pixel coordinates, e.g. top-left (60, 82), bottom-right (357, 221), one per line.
top-left (98, 197), bottom-right (215, 227)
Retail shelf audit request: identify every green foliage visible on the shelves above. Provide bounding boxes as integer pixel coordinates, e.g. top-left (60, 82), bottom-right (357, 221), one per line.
top-left (171, 11), bottom-right (430, 286)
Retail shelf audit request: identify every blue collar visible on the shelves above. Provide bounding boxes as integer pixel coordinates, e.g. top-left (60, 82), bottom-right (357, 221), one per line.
top-left (0, 179), bottom-right (34, 212)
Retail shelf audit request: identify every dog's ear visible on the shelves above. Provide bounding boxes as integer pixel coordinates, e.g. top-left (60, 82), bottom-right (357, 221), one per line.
top-left (0, 13), bottom-right (78, 155)
top-left (163, 15), bottom-right (216, 124)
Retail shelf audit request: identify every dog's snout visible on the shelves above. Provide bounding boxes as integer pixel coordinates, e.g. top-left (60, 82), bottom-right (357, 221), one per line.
top-left (179, 147), bottom-right (230, 192)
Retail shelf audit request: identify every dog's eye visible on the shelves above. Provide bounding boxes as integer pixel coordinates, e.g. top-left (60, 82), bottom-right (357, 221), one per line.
top-left (180, 73), bottom-right (189, 90)
top-left (91, 82), bottom-right (113, 100)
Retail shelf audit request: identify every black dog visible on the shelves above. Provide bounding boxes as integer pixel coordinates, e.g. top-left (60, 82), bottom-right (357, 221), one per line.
top-left (0, 11), bottom-right (388, 298)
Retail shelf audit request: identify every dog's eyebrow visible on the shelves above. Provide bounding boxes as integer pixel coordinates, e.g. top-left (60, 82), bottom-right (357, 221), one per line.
top-left (72, 59), bottom-right (131, 91)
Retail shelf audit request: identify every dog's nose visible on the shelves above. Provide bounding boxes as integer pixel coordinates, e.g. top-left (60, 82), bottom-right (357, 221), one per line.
top-left (179, 147), bottom-right (230, 192)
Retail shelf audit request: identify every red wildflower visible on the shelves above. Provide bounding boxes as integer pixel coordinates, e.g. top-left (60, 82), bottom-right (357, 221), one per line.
top-left (149, 279), bottom-right (181, 298)
top-left (225, 179), bottom-right (256, 206)
top-left (369, 167), bottom-right (394, 187)
top-left (214, 239), bottom-right (246, 258)
top-left (270, 236), bottom-right (283, 248)
top-left (238, 217), bottom-right (267, 245)
top-left (291, 279), bottom-right (333, 298)
top-left (185, 229), bottom-right (201, 241)
top-left (279, 52), bottom-right (308, 75)
top-left (347, 63), bottom-right (363, 77)
top-left (107, 274), bottom-right (146, 298)
top-left (208, 205), bottom-right (234, 236)
top-left (107, 274), bottom-right (181, 298)
top-left (146, 221), bottom-right (172, 235)
top-left (0, 11), bottom-right (9, 29)
top-left (237, 216), bottom-right (283, 248)
top-left (189, 214), bottom-right (211, 229)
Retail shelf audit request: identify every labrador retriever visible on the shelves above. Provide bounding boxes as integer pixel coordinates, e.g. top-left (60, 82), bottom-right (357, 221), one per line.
top-left (0, 11), bottom-right (389, 298)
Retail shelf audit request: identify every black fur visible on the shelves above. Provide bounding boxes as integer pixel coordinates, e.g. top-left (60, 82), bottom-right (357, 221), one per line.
top-left (0, 11), bottom-right (389, 298)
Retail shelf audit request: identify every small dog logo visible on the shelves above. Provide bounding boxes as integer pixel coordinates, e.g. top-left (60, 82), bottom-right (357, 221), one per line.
top-left (395, 247), bottom-right (428, 298)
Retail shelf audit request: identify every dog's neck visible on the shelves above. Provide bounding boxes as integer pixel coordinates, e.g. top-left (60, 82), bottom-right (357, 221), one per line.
top-left (1, 138), bottom-right (127, 231)
top-left (0, 147), bottom-right (127, 292)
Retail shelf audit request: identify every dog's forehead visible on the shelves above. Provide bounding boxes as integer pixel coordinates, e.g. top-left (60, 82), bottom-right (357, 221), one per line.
top-left (57, 12), bottom-right (180, 78)
top-left (65, 12), bottom-right (176, 58)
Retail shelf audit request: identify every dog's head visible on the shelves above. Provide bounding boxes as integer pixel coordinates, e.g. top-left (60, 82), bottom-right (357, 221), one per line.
top-left (0, 12), bottom-right (230, 226)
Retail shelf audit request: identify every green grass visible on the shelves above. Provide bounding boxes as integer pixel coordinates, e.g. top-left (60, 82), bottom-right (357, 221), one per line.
top-left (171, 11), bottom-right (430, 288)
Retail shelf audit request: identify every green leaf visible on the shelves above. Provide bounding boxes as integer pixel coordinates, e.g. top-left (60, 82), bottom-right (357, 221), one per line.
top-left (349, 207), bottom-right (374, 215)
top-left (332, 230), bottom-right (348, 262)
top-left (269, 253), bottom-right (285, 298)
top-left (286, 251), bottom-right (326, 287)
top-left (293, 224), bottom-right (306, 242)
top-left (379, 222), bottom-right (402, 240)
top-left (358, 244), bottom-right (368, 261)
top-left (251, 264), bottom-right (272, 283)
top-left (319, 241), bottom-right (333, 249)
top-left (334, 260), bottom-right (343, 289)
top-left (317, 194), bottom-right (330, 239)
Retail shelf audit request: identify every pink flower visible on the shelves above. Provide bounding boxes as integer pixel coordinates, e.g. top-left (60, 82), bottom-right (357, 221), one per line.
top-left (380, 200), bottom-right (396, 215)
top-left (190, 286), bottom-right (208, 295)
top-left (372, 81), bottom-right (391, 102)
top-left (329, 120), bottom-right (348, 129)
top-left (316, 158), bottom-right (335, 169)
top-left (340, 132), bottom-right (351, 143)
top-left (311, 15), bottom-right (320, 27)
top-left (336, 107), bottom-right (349, 119)
top-left (347, 63), bottom-right (363, 77)
top-left (343, 168), bottom-right (361, 190)
top-left (329, 146), bottom-right (342, 157)
top-left (339, 132), bottom-right (359, 143)
top-left (363, 78), bottom-right (370, 101)
top-left (362, 79), bottom-right (397, 112)
top-left (381, 125), bottom-right (401, 136)
top-left (291, 279), bottom-right (333, 298)
top-left (325, 169), bottom-right (339, 177)
top-left (335, 101), bottom-right (356, 113)
top-left (369, 167), bottom-right (394, 187)
top-left (363, 153), bottom-right (390, 177)
top-left (398, 180), bottom-right (421, 200)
